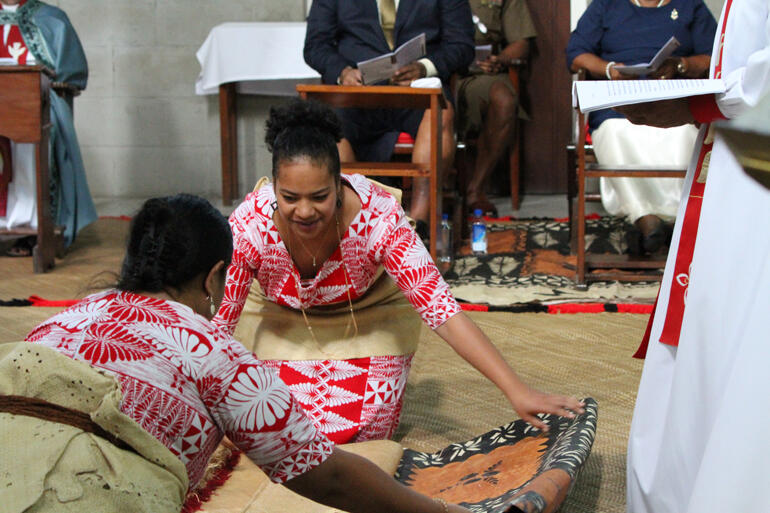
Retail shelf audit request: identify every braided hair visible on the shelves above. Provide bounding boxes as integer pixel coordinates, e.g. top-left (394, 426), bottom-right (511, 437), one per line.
top-left (117, 194), bottom-right (232, 293)
top-left (265, 98), bottom-right (343, 181)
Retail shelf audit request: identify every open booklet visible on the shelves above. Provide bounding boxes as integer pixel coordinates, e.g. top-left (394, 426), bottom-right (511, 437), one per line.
top-left (572, 78), bottom-right (726, 113)
top-left (357, 33), bottom-right (426, 85)
top-left (468, 44), bottom-right (492, 72)
top-left (613, 36), bottom-right (681, 76)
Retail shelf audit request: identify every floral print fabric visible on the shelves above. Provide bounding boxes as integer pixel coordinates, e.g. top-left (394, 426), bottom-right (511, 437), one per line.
top-left (26, 290), bottom-right (333, 487)
top-left (213, 173), bottom-right (461, 336)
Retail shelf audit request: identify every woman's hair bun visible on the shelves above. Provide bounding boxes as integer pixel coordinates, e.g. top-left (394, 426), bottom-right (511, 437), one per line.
top-left (265, 98), bottom-right (342, 152)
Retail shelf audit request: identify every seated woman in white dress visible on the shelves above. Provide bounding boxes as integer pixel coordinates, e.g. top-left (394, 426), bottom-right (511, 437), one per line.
top-left (566, 0), bottom-right (717, 253)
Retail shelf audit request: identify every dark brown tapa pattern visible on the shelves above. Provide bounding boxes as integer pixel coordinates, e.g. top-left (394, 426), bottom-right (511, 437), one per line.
top-left (396, 398), bottom-right (598, 513)
top-left (448, 218), bottom-right (661, 288)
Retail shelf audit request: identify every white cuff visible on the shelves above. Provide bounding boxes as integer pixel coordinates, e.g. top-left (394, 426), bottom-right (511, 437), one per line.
top-left (418, 58), bottom-right (438, 78)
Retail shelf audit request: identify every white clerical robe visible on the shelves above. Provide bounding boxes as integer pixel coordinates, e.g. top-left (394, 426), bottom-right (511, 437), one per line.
top-left (627, 0), bottom-right (770, 512)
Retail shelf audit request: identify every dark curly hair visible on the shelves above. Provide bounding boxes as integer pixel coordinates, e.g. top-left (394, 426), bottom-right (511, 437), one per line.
top-left (265, 98), bottom-right (343, 181)
top-left (116, 194), bottom-right (232, 293)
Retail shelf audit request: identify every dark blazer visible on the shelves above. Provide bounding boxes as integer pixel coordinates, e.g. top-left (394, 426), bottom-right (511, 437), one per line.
top-left (304, 0), bottom-right (475, 85)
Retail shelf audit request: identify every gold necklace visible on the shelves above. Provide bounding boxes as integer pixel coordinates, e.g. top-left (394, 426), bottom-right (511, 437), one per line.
top-left (287, 213), bottom-right (359, 346)
top-left (289, 216), bottom-right (335, 270)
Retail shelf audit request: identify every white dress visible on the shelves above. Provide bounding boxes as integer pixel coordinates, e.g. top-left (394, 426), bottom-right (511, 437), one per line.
top-left (0, 4), bottom-right (38, 231)
top-left (592, 120), bottom-right (698, 222)
top-left (627, 0), bottom-right (770, 511)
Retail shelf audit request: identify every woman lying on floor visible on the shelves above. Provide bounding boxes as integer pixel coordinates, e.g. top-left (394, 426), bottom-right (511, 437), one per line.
top-left (212, 99), bottom-right (584, 444)
top-left (2, 194), bottom-right (468, 513)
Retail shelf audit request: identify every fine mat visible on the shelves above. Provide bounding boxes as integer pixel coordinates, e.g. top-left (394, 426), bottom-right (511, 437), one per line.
top-left (0, 219), bottom-right (647, 512)
top-left (446, 217), bottom-right (661, 305)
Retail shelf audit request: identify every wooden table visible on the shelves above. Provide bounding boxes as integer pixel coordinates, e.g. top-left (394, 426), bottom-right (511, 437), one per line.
top-left (195, 23), bottom-right (321, 205)
top-left (0, 65), bottom-right (57, 273)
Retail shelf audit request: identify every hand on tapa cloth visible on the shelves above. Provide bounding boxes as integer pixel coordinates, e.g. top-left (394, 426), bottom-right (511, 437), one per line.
top-left (184, 398), bottom-right (597, 513)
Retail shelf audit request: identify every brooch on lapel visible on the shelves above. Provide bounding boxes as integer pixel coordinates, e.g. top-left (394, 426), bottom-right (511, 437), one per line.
top-left (670, 8), bottom-right (679, 20)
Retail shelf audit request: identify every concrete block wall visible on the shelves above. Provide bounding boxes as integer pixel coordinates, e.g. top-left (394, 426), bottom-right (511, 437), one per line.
top-left (52, 0), bottom-right (306, 202)
top-left (53, 0), bottom-right (724, 203)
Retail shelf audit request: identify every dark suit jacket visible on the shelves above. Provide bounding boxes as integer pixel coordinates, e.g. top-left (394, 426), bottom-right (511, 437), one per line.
top-left (304, 0), bottom-right (475, 85)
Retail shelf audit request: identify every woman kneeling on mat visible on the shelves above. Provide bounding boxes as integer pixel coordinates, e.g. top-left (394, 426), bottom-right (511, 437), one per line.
top-left (212, 99), bottom-right (583, 444)
top-left (3, 194), bottom-right (469, 512)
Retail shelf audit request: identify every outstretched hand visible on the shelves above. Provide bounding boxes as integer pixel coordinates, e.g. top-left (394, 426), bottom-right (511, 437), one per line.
top-left (510, 387), bottom-right (585, 432)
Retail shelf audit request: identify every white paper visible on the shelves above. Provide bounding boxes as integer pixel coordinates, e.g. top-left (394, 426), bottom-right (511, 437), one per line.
top-left (410, 77), bottom-right (441, 88)
top-left (572, 78), bottom-right (726, 113)
top-left (469, 44), bottom-right (493, 72)
top-left (357, 33), bottom-right (427, 85)
top-left (614, 36), bottom-right (680, 76)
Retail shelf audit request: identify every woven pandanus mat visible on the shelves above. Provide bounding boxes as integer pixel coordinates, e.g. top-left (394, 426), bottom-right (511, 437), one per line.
top-left (395, 312), bottom-right (645, 513)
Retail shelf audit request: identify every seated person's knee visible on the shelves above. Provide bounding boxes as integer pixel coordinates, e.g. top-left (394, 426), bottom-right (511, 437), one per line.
top-left (488, 82), bottom-right (517, 118)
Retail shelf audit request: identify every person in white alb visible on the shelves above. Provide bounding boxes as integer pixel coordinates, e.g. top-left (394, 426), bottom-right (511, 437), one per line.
top-left (618, 0), bottom-right (770, 511)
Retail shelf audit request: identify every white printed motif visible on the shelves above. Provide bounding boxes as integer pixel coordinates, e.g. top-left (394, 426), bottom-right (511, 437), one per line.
top-left (27, 290), bottom-right (332, 486)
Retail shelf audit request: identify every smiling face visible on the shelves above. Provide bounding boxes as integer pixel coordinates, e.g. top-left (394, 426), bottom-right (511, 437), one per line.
top-left (273, 157), bottom-right (340, 240)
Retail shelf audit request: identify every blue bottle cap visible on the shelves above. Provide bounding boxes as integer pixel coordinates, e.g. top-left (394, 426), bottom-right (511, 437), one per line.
top-left (473, 209), bottom-right (483, 217)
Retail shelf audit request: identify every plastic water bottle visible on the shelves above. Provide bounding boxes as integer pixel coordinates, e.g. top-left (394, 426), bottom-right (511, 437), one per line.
top-left (437, 213), bottom-right (453, 272)
top-left (471, 209), bottom-right (487, 255)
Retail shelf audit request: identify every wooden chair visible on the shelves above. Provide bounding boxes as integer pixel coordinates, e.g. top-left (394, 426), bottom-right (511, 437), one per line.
top-left (567, 70), bottom-right (687, 288)
top-left (297, 84), bottom-right (446, 260)
top-left (454, 61), bottom-right (525, 213)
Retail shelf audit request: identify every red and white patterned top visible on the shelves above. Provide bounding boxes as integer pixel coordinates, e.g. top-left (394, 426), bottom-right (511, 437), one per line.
top-left (213, 173), bottom-right (461, 336)
top-left (25, 290), bottom-right (334, 487)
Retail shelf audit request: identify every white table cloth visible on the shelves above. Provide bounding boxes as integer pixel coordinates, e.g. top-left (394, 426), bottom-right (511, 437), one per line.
top-left (195, 22), bottom-right (320, 97)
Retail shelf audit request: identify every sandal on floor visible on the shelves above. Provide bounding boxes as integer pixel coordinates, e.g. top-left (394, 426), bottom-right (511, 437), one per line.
top-left (468, 199), bottom-right (498, 218)
top-left (4, 235), bottom-right (36, 257)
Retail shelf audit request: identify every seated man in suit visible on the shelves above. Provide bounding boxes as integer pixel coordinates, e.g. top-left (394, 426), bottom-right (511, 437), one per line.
top-left (303, 0), bottom-right (475, 238)
top-left (455, 0), bottom-right (536, 217)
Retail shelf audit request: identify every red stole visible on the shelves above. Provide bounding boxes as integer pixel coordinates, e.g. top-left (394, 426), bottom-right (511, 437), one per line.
top-left (0, 1), bottom-right (29, 65)
top-left (636, 0), bottom-right (734, 357)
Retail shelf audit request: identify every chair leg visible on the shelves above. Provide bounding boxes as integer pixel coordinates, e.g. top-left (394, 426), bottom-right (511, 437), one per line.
top-left (566, 146), bottom-right (577, 255)
top-left (509, 121), bottom-right (521, 211)
top-left (454, 143), bottom-right (472, 240)
top-left (576, 171), bottom-right (587, 289)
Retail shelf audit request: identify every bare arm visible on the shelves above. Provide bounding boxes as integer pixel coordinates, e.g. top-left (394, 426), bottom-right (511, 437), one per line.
top-left (570, 52), bottom-right (628, 80)
top-left (434, 312), bottom-right (584, 431)
top-left (498, 39), bottom-right (529, 66)
top-left (284, 448), bottom-right (468, 513)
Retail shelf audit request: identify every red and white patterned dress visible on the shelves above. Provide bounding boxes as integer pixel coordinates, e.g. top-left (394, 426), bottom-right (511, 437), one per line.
top-left (26, 290), bottom-right (334, 488)
top-left (213, 174), bottom-right (461, 443)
